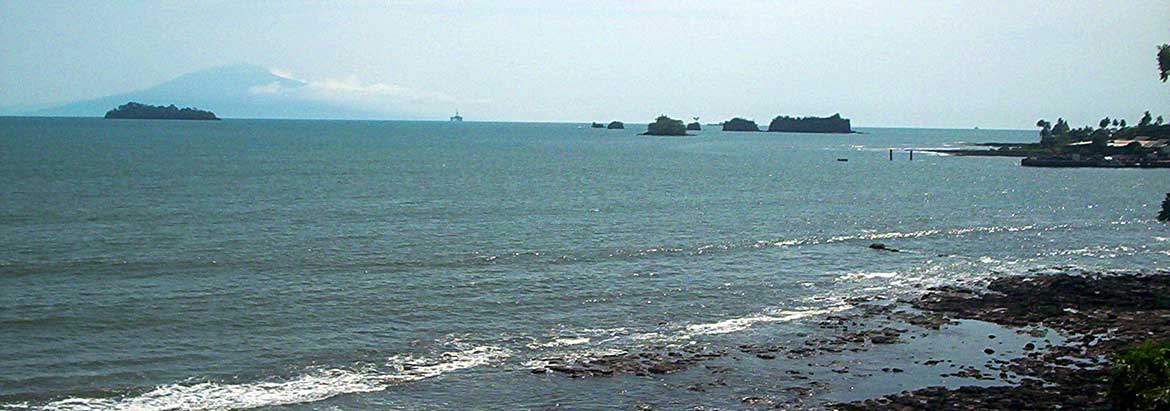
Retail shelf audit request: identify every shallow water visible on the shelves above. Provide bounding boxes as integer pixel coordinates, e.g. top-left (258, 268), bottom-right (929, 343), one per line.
top-left (1, 118), bottom-right (1167, 410)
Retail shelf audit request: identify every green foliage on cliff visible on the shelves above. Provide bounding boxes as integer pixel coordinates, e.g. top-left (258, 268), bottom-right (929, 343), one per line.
top-left (1109, 340), bottom-right (1170, 410)
top-left (645, 116), bottom-right (686, 136)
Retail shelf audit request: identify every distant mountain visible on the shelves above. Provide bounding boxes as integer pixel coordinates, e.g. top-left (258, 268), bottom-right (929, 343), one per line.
top-left (31, 64), bottom-right (389, 119)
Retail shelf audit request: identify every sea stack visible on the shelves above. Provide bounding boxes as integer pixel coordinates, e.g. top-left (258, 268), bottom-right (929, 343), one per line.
top-left (643, 116), bottom-right (687, 136)
top-left (767, 113), bottom-right (852, 133)
top-left (722, 117), bottom-right (760, 132)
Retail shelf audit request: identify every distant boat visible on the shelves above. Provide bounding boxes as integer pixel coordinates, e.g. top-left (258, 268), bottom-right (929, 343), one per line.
top-left (450, 110), bottom-right (463, 122)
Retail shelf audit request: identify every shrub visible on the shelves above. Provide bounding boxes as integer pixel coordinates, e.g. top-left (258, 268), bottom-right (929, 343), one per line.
top-left (1109, 341), bottom-right (1170, 410)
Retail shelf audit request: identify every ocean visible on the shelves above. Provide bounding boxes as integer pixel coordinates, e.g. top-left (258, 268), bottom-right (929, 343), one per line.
top-left (1, 117), bottom-right (1166, 410)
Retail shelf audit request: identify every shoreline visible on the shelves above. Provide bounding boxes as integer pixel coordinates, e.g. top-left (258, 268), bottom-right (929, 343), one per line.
top-left (526, 269), bottom-right (1170, 409)
top-left (835, 271), bottom-right (1170, 410)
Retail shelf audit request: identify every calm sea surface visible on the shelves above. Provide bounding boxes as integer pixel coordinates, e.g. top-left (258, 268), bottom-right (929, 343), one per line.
top-left (1, 118), bottom-right (1167, 410)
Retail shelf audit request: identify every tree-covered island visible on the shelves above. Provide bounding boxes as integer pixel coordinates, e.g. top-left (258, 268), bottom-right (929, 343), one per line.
top-left (104, 102), bottom-right (220, 120)
top-left (768, 113), bottom-right (852, 133)
top-left (642, 115), bottom-right (687, 136)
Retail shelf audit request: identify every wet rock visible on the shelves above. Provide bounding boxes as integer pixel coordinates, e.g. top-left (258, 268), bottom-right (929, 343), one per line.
top-left (532, 345), bottom-right (726, 378)
top-left (836, 271), bottom-right (1170, 411)
top-left (868, 243), bottom-right (899, 252)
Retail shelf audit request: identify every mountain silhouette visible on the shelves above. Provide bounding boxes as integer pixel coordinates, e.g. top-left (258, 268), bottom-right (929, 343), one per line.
top-left (33, 64), bottom-right (387, 119)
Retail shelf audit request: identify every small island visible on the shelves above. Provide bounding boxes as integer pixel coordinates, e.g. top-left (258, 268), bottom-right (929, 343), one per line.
top-left (104, 102), bottom-right (219, 120)
top-left (607, 121), bottom-right (625, 130)
top-left (686, 122), bottom-right (701, 131)
top-left (722, 117), bottom-right (760, 132)
top-left (642, 115), bottom-right (687, 136)
top-left (768, 113), bottom-right (852, 133)
top-left (591, 122), bottom-right (605, 128)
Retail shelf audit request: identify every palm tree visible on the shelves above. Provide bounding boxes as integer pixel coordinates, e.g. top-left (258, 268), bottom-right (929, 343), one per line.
top-left (1159, 44), bottom-right (1170, 82)
top-left (1157, 115), bottom-right (1165, 126)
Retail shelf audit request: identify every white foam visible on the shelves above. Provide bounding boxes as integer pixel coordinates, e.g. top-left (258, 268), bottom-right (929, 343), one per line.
top-left (17, 346), bottom-right (509, 411)
top-left (526, 336), bottom-right (591, 349)
top-left (837, 271), bottom-right (899, 281)
top-left (684, 306), bottom-right (850, 336)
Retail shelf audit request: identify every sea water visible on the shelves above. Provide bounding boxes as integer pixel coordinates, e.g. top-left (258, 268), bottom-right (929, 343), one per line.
top-left (1, 118), bottom-right (1166, 410)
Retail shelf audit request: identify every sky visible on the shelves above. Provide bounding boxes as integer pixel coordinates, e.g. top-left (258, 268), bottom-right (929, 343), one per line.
top-left (1, 0), bottom-right (1168, 128)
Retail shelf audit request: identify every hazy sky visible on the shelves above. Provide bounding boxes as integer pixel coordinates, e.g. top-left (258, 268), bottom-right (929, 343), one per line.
top-left (2, 0), bottom-right (1168, 128)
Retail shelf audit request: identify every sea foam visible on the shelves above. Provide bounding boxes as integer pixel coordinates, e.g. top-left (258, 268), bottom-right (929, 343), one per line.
top-left (10, 346), bottom-right (509, 411)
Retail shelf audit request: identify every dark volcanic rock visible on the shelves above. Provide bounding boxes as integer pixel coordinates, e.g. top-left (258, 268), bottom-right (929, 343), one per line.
top-left (607, 121), bottom-right (624, 129)
top-left (530, 345), bottom-right (725, 378)
top-left (868, 243), bottom-right (899, 252)
top-left (837, 272), bottom-right (1170, 411)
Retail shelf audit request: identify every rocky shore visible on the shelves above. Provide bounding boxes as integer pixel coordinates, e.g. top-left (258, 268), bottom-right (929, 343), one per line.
top-left (525, 270), bottom-right (1169, 410)
top-left (836, 272), bottom-right (1170, 410)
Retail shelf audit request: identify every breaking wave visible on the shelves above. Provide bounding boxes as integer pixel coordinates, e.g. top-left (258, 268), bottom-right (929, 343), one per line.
top-left (6, 346), bottom-right (510, 411)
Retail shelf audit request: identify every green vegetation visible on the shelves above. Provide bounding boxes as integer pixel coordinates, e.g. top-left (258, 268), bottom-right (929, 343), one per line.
top-left (1024, 37), bottom-right (1170, 159)
top-left (1159, 43), bottom-right (1170, 82)
top-left (1109, 341), bottom-right (1170, 410)
top-left (768, 113), bottom-right (852, 133)
top-left (722, 117), bottom-right (760, 132)
top-left (104, 102), bottom-right (219, 120)
top-left (644, 116), bottom-right (686, 136)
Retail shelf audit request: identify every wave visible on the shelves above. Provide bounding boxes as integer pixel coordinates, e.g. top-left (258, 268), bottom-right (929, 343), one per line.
top-left (682, 307), bottom-right (848, 336)
top-left (6, 346), bottom-right (509, 411)
top-left (521, 305), bottom-right (851, 371)
top-left (462, 224), bottom-right (1064, 266)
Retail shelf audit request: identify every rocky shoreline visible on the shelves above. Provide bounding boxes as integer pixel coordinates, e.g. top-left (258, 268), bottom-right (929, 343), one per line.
top-left (836, 272), bottom-right (1170, 410)
top-left (526, 270), bottom-right (1170, 410)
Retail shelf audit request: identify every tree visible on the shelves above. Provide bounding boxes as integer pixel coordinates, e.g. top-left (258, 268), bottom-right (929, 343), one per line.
top-left (1052, 118), bottom-right (1070, 136)
top-left (1140, 111), bottom-right (1153, 127)
top-left (1101, 117), bottom-right (1112, 129)
top-left (1120, 119), bottom-right (1128, 128)
top-left (1160, 193), bottom-right (1170, 222)
top-left (1037, 119), bottom-right (1054, 145)
top-left (1113, 119), bottom-right (1120, 127)
top-left (1159, 44), bottom-right (1170, 82)
top-left (1158, 116), bottom-right (1165, 126)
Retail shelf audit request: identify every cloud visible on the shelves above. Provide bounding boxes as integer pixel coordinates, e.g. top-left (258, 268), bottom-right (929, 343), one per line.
top-left (250, 70), bottom-right (490, 114)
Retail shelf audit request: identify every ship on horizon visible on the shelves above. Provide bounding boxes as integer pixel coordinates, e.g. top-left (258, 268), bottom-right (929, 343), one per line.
top-left (450, 110), bottom-right (463, 122)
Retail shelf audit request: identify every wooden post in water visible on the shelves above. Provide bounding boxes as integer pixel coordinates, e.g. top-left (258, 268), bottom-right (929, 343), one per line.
top-left (889, 149), bottom-right (893, 161)
top-left (909, 149), bottom-right (914, 161)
